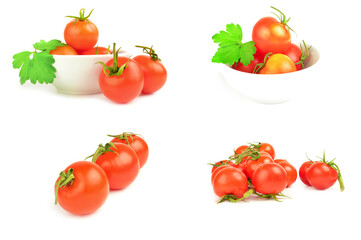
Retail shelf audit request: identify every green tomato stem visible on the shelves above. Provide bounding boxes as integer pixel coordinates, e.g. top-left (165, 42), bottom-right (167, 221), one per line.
top-left (54, 168), bottom-right (75, 204)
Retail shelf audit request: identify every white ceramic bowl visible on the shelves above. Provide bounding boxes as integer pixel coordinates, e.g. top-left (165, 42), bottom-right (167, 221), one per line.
top-left (221, 44), bottom-right (320, 104)
top-left (52, 50), bottom-right (128, 95)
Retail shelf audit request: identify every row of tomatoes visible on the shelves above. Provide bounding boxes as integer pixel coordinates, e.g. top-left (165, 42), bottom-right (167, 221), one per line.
top-left (50, 8), bottom-right (167, 103)
top-left (211, 143), bottom-right (344, 203)
top-left (54, 132), bottom-right (149, 215)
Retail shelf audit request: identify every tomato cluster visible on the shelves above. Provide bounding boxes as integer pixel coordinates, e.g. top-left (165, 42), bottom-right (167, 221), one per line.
top-left (54, 132), bottom-right (149, 215)
top-left (211, 142), bottom-right (297, 202)
top-left (234, 6), bottom-right (310, 74)
top-left (299, 152), bottom-right (344, 191)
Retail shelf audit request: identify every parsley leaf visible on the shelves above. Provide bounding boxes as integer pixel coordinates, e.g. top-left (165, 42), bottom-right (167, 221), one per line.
top-left (211, 23), bottom-right (256, 66)
top-left (12, 39), bottom-right (64, 84)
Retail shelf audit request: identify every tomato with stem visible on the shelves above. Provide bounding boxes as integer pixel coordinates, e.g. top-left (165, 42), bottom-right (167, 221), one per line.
top-left (274, 159), bottom-right (297, 187)
top-left (212, 167), bottom-right (248, 198)
top-left (255, 53), bottom-right (297, 74)
top-left (109, 132), bottom-right (149, 169)
top-left (252, 6), bottom-right (293, 54)
top-left (64, 8), bottom-right (99, 52)
top-left (98, 43), bottom-right (144, 103)
top-left (245, 151), bottom-right (274, 179)
top-left (283, 40), bottom-right (310, 70)
top-left (232, 50), bottom-right (265, 73)
top-left (210, 160), bottom-right (236, 173)
top-left (85, 142), bottom-right (140, 190)
top-left (252, 162), bottom-right (287, 195)
top-left (54, 161), bottom-right (109, 215)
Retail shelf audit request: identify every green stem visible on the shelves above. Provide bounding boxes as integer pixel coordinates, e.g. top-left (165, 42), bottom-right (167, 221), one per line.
top-left (135, 45), bottom-right (161, 61)
top-left (55, 168), bottom-right (75, 204)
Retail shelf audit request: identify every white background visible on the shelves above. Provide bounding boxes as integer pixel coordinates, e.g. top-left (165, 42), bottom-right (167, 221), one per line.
top-left (1, 0), bottom-right (360, 239)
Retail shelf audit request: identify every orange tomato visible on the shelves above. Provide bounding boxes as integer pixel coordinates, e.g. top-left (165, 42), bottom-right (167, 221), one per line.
top-left (259, 53), bottom-right (296, 74)
top-left (49, 45), bottom-right (78, 55)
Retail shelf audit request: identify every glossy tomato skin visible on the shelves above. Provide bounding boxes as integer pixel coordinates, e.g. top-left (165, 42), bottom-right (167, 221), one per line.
top-left (259, 143), bottom-right (275, 159)
top-left (111, 135), bottom-right (149, 169)
top-left (94, 142), bottom-right (140, 190)
top-left (274, 159), bottom-right (297, 187)
top-left (232, 50), bottom-right (265, 73)
top-left (252, 163), bottom-right (288, 194)
top-left (245, 152), bottom-right (274, 179)
top-left (252, 17), bottom-right (291, 54)
top-left (306, 162), bottom-right (338, 190)
top-left (283, 43), bottom-right (302, 70)
top-left (79, 47), bottom-right (111, 55)
top-left (299, 161), bottom-right (314, 186)
top-left (133, 55), bottom-right (167, 94)
top-left (55, 161), bottom-right (109, 215)
top-left (211, 165), bottom-right (232, 184)
top-left (211, 160), bottom-right (236, 173)
top-left (99, 57), bottom-right (144, 103)
top-left (49, 45), bottom-right (78, 55)
top-left (212, 167), bottom-right (248, 198)
top-left (259, 53), bottom-right (297, 74)
top-left (64, 19), bottom-right (99, 52)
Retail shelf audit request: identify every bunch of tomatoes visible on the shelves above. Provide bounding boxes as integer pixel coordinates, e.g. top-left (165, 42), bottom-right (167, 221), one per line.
top-left (51, 8), bottom-right (167, 103)
top-left (211, 143), bottom-right (344, 203)
top-left (235, 6), bottom-right (310, 74)
top-left (54, 132), bottom-right (149, 215)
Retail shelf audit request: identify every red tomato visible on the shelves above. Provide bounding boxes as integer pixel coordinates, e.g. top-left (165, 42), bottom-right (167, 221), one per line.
top-left (252, 7), bottom-right (292, 54)
top-left (274, 159), bottom-right (297, 187)
top-left (245, 152), bottom-right (274, 179)
top-left (283, 43), bottom-right (302, 70)
top-left (64, 9), bottom-right (99, 52)
top-left (92, 142), bottom-right (140, 190)
top-left (212, 167), bottom-right (248, 198)
top-left (211, 160), bottom-right (236, 173)
top-left (55, 161), bottom-right (109, 215)
top-left (232, 50), bottom-right (265, 73)
top-left (299, 161), bottom-right (314, 186)
top-left (110, 133), bottom-right (149, 169)
top-left (211, 165), bottom-right (232, 184)
top-left (79, 46), bottom-right (111, 55)
top-left (49, 45), bottom-right (78, 55)
top-left (252, 163), bottom-right (288, 194)
top-left (259, 143), bottom-right (275, 159)
top-left (98, 56), bottom-right (144, 103)
top-left (259, 53), bottom-right (296, 74)
top-left (306, 162), bottom-right (338, 190)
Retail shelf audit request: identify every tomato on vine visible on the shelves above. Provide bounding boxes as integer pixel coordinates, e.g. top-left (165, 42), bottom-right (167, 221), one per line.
top-left (283, 40), bottom-right (310, 70)
top-left (252, 162), bottom-right (287, 195)
top-left (254, 53), bottom-right (296, 74)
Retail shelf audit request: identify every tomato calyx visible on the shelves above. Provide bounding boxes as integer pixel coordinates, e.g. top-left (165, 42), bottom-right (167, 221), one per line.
top-left (295, 40), bottom-right (311, 69)
top-left (217, 189), bottom-right (255, 203)
top-left (230, 143), bottom-right (262, 164)
top-left (253, 52), bottom-right (272, 73)
top-left (66, 8), bottom-right (94, 24)
top-left (253, 191), bottom-right (289, 202)
top-left (308, 151), bottom-right (345, 192)
top-left (270, 6), bottom-right (295, 33)
top-left (85, 142), bottom-right (118, 162)
top-left (108, 132), bottom-right (144, 145)
top-left (97, 43), bottom-right (129, 77)
top-left (135, 45), bottom-right (161, 61)
top-left (55, 168), bottom-right (75, 204)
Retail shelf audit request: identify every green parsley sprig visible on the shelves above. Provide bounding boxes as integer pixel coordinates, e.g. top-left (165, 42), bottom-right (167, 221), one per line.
top-left (211, 23), bottom-right (256, 66)
top-left (12, 39), bottom-right (65, 84)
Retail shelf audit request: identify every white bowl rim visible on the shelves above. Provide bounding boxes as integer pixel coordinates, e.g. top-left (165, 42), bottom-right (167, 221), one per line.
top-left (51, 49), bottom-right (127, 58)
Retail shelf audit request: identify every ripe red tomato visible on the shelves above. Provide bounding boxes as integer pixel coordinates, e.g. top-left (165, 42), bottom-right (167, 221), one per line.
top-left (55, 161), bottom-right (109, 215)
top-left (79, 46), bottom-right (111, 55)
top-left (259, 53), bottom-right (296, 74)
top-left (212, 167), bottom-right (248, 198)
top-left (110, 133), bottom-right (149, 169)
top-left (211, 160), bottom-right (236, 173)
top-left (211, 165), bottom-right (232, 184)
top-left (252, 7), bottom-right (292, 54)
top-left (306, 162), bottom-right (338, 190)
top-left (92, 142), bottom-right (140, 190)
top-left (49, 45), bottom-right (78, 55)
top-left (259, 143), bottom-right (275, 159)
top-left (98, 56), bottom-right (144, 103)
top-left (274, 159), bottom-right (297, 187)
top-left (133, 46), bottom-right (167, 94)
top-left (64, 9), bottom-right (99, 52)
top-left (232, 50), bottom-right (265, 73)
top-left (252, 163), bottom-right (287, 194)
top-left (282, 43), bottom-right (302, 70)
top-left (299, 161), bottom-right (314, 186)
top-left (245, 151), bottom-right (274, 179)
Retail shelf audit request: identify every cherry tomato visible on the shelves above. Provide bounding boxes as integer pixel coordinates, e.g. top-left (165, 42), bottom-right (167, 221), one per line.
top-left (79, 46), bottom-right (111, 55)
top-left (259, 143), bottom-right (275, 159)
top-left (259, 53), bottom-right (296, 74)
top-left (211, 160), bottom-right (236, 173)
top-left (49, 45), bottom-right (78, 55)
top-left (211, 165), bottom-right (232, 184)
top-left (64, 9), bottom-right (99, 52)
top-left (212, 167), bottom-right (248, 198)
top-left (110, 133), bottom-right (149, 169)
top-left (92, 142), bottom-right (140, 190)
top-left (274, 159), bottom-right (297, 187)
top-left (306, 162), bottom-right (338, 190)
top-left (282, 43), bottom-right (302, 70)
top-left (252, 163), bottom-right (287, 194)
top-left (252, 7), bottom-right (292, 54)
top-left (99, 56), bottom-right (144, 103)
top-left (245, 151), bottom-right (274, 179)
top-left (232, 50), bottom-right (265, 73)
top-left (55, 161), bottom-right (109, 215)
top-left (133, 46), bottom-right (167, 94)
top-left (299, 161), bottom-right (314, 186)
